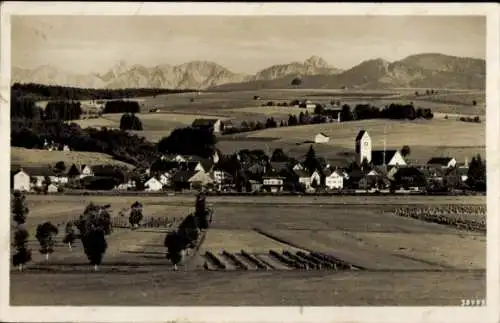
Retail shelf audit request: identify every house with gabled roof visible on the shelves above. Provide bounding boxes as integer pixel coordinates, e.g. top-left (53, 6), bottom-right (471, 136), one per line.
top-left (371, 150), bottom-right (406, 167)
top-left (324, 168), bottom-right (345, 190)
top-left (144, 176), bottom-right (163, 192)
top-left (294, 169), bottom-right (312, 189)
top-left (262, 170), bottom-right (285, 193)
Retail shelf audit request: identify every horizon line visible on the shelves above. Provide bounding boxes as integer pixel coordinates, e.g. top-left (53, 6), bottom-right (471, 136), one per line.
top-left (11, 51), bottom-right (486, 76)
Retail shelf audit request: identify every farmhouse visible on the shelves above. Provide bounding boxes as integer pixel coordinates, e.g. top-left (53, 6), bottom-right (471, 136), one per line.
top-left (213, 166), bottom-right (234, 185)
top-left (47, 183), bottom-right (59, 193)
top-left (427, 157), bottom-right (457, 169)
top-left (262, 171), bottom-right (285, 193)
top-left (144, 177), bottom-right (163, 192)
top-left (80, 165), bottom-right (94, 179)
top-left (393, 167), bottom-right (427, 189)
top-left (191, 118), bottom-right (225, 134)
top-left (314, 132), bottom-right (330, 144)
top-left (11, 168), bottom-right (30, 191)
top-left (294, 170), bottom-right (312, 189)
top-left (324, 169), bottom-right (345, 190)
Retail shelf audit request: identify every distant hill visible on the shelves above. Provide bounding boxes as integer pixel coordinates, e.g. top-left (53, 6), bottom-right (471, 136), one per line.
top-left (210, 53), bottom-right (486, 91)
top-left (12, 53), bottom-right (484, 90)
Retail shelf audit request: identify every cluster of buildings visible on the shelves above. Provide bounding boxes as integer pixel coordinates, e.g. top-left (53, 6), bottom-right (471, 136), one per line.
top-left (11, 129), bottom-right (471, 194)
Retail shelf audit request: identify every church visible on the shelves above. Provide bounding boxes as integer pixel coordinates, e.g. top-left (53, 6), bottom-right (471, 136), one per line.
top-left (355, 130), bottom-right (406, 167)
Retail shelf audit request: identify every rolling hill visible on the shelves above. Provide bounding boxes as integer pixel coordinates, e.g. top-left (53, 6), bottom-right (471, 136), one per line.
top-left (12, 53), bottom-right (484, 91)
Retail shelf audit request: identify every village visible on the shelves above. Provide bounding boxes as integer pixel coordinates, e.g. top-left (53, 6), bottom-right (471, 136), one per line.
top-left (11, 129), bottom-right (477, 195)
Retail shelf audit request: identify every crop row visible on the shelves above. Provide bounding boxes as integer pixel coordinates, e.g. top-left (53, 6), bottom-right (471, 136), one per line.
top-left (392, 207), bottom-right (486, 233)
top-left (392, 205), bottom-right (486, 216)
top-left (203, 250), bottom-right (360, 271)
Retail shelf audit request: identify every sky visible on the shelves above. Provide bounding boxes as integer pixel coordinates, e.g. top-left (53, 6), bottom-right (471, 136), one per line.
top-left (11, 15), bottom-right (486, 75)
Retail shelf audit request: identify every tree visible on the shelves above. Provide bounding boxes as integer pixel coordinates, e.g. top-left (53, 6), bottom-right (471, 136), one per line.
top-left (271, 148), bottom-right (289, 162)
top-left (157, 127), bottom-right (216, 159)
top-left (12, 226), bottom-right (32, 271)
top-left (291, 77), bottom-right (302, 87)
top-left (164, 231), bottom-right (186, 270)
top-left (129, 201), bottom-right (143, 229)
top-left (304, 145), bottom-right (319, 173)
top-left (82, 229), bottom-right (108, 271)
top-left (401, 145), bottom-right (411, 157)
top-left (12, 191), bottom-right (29, 225)
top-left (340, 104), bottom-right (353, 121)
top-left (195, 193), bottom-right (210, 230)
top-left (35, 221), bottom-right (59, 262)
top-left (467, 154), bottom-right (486, 191)
top-left (63, 221), bottom-right (77, 250)
top-left (54, 161), bottom-right (66, 173)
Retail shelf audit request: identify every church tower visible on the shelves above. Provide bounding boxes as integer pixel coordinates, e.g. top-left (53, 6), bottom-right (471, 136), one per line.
top-left (355, 130), bottom-right (372, 164)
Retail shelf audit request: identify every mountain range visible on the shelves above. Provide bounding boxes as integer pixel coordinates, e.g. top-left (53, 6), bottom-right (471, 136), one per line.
top-left (11, 53), bottom-right (485, 90)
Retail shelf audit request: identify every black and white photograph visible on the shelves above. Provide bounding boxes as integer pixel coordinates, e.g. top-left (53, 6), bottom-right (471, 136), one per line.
top-left (1, 2), bottom-right (499, 323)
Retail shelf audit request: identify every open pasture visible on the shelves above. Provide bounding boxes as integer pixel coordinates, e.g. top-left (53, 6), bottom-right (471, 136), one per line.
top-left (232, 118), bottom-right (485, 163)
top-left (11, 147), bottom-right (135, 169)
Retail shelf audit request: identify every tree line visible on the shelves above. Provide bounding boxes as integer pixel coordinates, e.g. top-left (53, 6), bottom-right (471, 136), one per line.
top-left (11, 83), bottom-right (196, 101)
top-left (222, 102), bottom-right (434, 135)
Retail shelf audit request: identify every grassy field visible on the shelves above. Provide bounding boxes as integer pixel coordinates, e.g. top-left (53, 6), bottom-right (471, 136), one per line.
top-left (11, 194), bottom-right (486, 305)
top-left (11, 147), bottom-right (135, 168)
top-left (217, 118), bottom-right (485, 164)
top-left (70, 112), bottom-right (229, 141)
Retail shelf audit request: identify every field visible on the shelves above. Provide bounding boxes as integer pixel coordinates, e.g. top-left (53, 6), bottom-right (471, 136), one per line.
top-left (11, 147), bottom-right (135, 168)
top-left (70, 112), bottom-right (229, 142)
top-left (57, 88), bottom-right (485, 166)
top-left (217, 118), bottom-right (485, 164)
top-left (11, 194), bottom-right (486, 306)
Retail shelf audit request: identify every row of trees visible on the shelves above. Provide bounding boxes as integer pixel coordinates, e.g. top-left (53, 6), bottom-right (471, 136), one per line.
top-left (318, 103), bottom-right (434, 121)
top-left (223, 102), bottom-right (434, 136)
top-left (120, 113), bottom-right (143, 130)
top-left (11, 83), bottom-right (195, 101)
top-left (13, 196), bottom-right (145, 271)
top-left (103, 100), bottom-right (141, 114)
top-left (164, 194), bottom-right (212, 270)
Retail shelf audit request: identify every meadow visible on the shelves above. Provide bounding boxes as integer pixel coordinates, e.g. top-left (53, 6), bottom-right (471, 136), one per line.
top-left (11, 194), bottom-right (486, 306)
top-left (11, 147), bottom-right (135, 169)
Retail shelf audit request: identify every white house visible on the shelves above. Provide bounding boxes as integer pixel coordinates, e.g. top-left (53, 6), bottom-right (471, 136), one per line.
top-left (47, 183), bottom-right (58, 193)
top-left (13, 170), bottom-right (30, 192)
top-left (79, 165), bottom-right (94, 179)
top-left (263, 175), bottom-right (284, 193)
top-left (295, 170), bottom-right (311, 189)
top-left (62, 145), bottom-right (71, 152)
top-left (159, 173), bottom-right (172, 186)
top-left (144, 177), bottom-right (163, 192)
top-left (189, 170), bottom-right (215, 187)
top-left (292, 163), bottom-right (304, 171)
top-left (325, 169), bottom-right (344, 190)
top-left (427, 157), bottom-right (457, 169)
top-left (213, 169), bottom-right (233, 184)
top-left (314, 132), bottom-right (330, 144)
